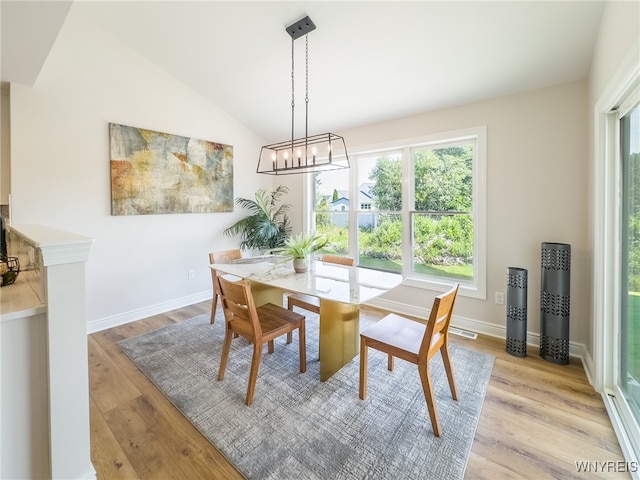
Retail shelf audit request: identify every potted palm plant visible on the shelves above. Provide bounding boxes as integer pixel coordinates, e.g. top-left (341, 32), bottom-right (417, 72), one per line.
top-left (279, 232), bottom-right (328, 273)
top-left (224, 186), bottom-right (291, 252)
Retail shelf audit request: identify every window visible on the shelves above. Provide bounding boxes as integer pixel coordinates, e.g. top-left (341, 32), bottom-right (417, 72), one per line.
top-left (356, 152), bottom-right (403, 272)
top-left (620, 98), bottom-right (640, 444)
top-left (411, 143), bottom-right (473, 280)
top-left (310, 126), bottom-right (486, 297)
top-left (595, 59), bottom-right (639, 465)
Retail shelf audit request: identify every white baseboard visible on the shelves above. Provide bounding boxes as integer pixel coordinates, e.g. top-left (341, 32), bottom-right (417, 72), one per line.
top-left (582, 347), bottom-right (595, 386)
top-left (87, 291), bottom-right (212, 334)
top-left (366, 297), bottom-right (587, 362)
top-left (90, 292), bottom-right (586, 366)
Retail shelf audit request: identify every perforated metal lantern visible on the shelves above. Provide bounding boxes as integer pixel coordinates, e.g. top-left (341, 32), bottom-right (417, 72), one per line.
top-left (540, 242), bottom-right (571, 365)
top-left (506, 267), bottom-right (528, 357)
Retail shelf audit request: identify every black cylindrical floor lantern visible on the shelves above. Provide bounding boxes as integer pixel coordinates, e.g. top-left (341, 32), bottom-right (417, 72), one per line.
top-left (540, 242), bottom-right (571, 365)
top-left (506, 267), bottom-right (528, 357)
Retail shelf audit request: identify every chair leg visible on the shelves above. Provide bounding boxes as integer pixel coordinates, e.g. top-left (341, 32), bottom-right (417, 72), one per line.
top-left (286, 300), bottom-right (294, 344)
top-left (418, 362), bottom-right (441, 437)
top-left (268, 340), bottom-right (274, 354)
top-left (210, 293), bottom-right (218, 324)
top-left (218, 326), bottom-right (233, 381)
top-left (441, 344), bottom-right (458, 400)
top-left (246, 343), bottom-right (263, 406)
top-left (359, 336), bottom-right (368, 400)
top-left (298, 320), bottom-right (307, 373)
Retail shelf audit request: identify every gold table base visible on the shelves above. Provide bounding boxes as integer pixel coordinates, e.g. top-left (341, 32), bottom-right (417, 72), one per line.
top-left (249, 281), bottom-right (360, 381)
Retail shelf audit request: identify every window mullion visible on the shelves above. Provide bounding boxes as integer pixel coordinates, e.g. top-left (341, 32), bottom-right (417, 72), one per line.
top-left (349, 153), bottom-right (358, 261)
top-left (402, 146), bottom-right (412, 273)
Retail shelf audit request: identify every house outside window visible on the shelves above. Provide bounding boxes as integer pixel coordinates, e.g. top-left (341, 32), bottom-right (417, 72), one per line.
top-left (310, 126), bottom-right (486, 297)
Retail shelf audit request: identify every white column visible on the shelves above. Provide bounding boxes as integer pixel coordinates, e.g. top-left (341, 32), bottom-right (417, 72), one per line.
top-left (12, 224), bottom-right (95, 480)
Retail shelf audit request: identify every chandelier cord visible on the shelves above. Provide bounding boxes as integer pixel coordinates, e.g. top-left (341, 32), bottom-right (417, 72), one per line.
top-left (305, 34), bottom-right (309, 143)
top-left (291, 36), bottom-right (295, 152)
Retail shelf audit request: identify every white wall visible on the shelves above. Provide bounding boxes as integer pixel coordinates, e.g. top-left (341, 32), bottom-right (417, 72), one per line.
top-left (9, 5), bottom-right (272, 329)
top-left (289, 81), bottom-right (590, 346)
top-left (587, 2), bottom-right (639, 363)
top-left (589, 1), bottom-right (639, 104)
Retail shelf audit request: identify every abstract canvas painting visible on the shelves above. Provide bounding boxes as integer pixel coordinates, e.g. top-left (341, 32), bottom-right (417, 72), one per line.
top-left (109, 123), bottom-right (233, 215)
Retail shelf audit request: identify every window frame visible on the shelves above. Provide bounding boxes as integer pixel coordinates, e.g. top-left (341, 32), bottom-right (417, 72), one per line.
top-left (594, 65), bottom-right (640, 466)
top-left (306, 125), bottom-right (487, 299)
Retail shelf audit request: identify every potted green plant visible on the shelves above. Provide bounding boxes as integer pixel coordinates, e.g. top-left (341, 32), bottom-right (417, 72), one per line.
top-left (279, 231), bottom-right (328, 273)
top-left (224, 186), bottom-right (292, 252)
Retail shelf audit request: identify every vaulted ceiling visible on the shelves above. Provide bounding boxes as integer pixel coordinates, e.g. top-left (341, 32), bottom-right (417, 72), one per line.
top-left (1, 1), bottom-right (605, 141)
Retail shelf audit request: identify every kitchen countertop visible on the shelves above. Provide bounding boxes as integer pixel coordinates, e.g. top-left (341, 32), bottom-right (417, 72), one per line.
top-left (0, 274), bottom-right (45, 322)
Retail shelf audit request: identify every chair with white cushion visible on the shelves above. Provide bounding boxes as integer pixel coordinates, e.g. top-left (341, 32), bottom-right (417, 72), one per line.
top-left (359, 283), bottom-right (460, 437)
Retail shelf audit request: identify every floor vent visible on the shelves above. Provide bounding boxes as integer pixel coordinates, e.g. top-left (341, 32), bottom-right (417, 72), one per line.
top-left (449, 327), bottom-right (478, 340)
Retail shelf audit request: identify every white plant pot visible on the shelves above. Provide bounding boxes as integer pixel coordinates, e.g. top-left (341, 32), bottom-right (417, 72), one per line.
top-left (293, 258), bottom-right (308, 273)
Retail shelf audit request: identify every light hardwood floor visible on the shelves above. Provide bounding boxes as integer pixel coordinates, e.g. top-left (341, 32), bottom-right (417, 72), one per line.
top-left (88, 301), bottom-right (629, 479)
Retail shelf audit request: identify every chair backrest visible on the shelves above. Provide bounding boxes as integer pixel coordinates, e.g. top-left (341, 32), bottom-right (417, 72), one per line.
top-left (209, 249), bottom-right (242, 293)
top-left (217, 275), bottom-right (261, 341)
top-left (321, 254), bottom-right (355, 267)
top-left (209, 249), bottom-right (242, 265)
top-left (419, 284), bottom-right (460, 360)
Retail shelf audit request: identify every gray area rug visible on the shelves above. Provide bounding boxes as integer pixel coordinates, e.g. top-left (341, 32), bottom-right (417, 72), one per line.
top-left (118, 311), bottom-right (495, 479)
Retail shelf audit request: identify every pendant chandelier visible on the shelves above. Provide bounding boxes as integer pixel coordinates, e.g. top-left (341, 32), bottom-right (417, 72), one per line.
top-left (257, 16), bottom-right (349, 175)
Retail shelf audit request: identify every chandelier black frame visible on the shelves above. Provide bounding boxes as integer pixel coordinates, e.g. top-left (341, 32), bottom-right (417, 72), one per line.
top-left (257, 16), bottom-right (349, 175)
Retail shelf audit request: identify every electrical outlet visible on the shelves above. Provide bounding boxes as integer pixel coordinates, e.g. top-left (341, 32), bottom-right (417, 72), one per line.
top-left (495, 292), bottom-right (504, 305)
top-left (188, 269), bottom-right (195, 280)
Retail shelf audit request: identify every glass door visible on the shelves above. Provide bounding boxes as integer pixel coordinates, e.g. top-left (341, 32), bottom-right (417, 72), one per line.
top-left (620, 99), bottom-right (640, 436)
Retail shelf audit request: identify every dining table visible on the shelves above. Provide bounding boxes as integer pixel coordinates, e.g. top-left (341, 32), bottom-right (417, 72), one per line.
top-left (209, 256), bottom-right (402, 381)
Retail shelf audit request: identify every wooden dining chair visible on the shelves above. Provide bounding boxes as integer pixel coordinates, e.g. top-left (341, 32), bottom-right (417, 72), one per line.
top-left (209, 249), bottom-right (242, 324)
top-left (285, 254), bottom-right (355, 343)
top-left (287, 254), bottom-right (355, 314)
top-left (359, 283), bottom-right (460, 437)
top-left (216, 275), bottom-right (307, 406)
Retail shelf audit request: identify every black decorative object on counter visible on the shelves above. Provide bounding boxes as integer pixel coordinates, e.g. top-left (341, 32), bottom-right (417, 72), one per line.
top-left (540, 242), bottom-right (571, 365)
top-left (0, 254), bottom-right (20, 286)
top-left (506, 267), bottom-right (528, 357)
top-left (0, 215), bottom-right (20, 286)
top-left (0, 214), bottom-right (6, 257)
